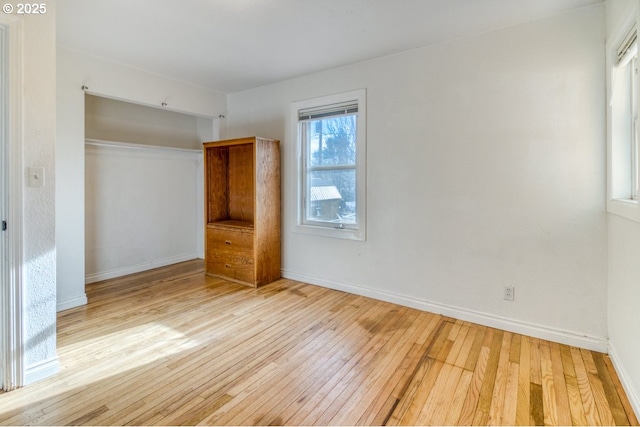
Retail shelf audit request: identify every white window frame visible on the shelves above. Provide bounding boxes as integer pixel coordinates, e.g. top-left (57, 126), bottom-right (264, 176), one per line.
top-left (293, 89), bottom-right (366, 241)
top-left (607, 9), bottom-right (640, 224)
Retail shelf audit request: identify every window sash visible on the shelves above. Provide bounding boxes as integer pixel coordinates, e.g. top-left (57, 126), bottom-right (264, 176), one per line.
top-left (300, 118), bottom-right (358, 229)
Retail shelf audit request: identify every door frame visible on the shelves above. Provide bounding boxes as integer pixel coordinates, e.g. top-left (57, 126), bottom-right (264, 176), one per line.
top-left (0, 15), bottom-right (25, 391)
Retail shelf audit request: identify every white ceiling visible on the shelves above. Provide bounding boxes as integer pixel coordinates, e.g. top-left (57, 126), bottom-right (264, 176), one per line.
top-left (57, 0), bottom-right (602, 94)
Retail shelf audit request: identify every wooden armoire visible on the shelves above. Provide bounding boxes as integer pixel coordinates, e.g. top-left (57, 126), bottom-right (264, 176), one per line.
top-left (202, 136), bottom-right (281, 287)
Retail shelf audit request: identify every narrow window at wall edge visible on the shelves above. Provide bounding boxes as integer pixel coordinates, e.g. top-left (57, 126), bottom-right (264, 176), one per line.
top-left (620, 26), bottom-right (639, 201)
top-left (293, 89), bottom-right (366, 241)
top-left (609, 20), bottom-right (640, 211)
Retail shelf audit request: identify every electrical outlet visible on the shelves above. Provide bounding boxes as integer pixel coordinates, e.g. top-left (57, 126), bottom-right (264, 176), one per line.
top-left (504, 286), bottom-right (514, 301)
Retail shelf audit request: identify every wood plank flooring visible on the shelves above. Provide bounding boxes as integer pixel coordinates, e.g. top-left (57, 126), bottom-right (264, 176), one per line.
top-left (0, 259), bottom-right (636, 425)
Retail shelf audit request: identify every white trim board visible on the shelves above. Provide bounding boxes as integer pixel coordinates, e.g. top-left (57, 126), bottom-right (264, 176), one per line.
top-left (281, 269), bottom-right (609, 353)
top-left (85, 253), bottom-right (200, 284)
top-left (56, 295), bottom-right (88, 313)
top-left (609, 344), bottom-right (640, 421)
top-left (24, 357), bottom-right (59, 386)
top-left (0, 14), bottom-right (24, 391)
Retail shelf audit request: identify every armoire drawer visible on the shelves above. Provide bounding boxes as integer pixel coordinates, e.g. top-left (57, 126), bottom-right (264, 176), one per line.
top-left (207, 227), bottom-right (253, 255)
top-left (206, 252), bottom-right (255, 284)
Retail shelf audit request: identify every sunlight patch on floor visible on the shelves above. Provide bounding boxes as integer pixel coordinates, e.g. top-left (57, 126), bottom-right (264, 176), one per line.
top-left (56, 322), bottom-right (201, 385)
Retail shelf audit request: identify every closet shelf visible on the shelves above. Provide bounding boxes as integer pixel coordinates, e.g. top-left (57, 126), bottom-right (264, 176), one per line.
top-left (85, 138), bottom-right (201, 154)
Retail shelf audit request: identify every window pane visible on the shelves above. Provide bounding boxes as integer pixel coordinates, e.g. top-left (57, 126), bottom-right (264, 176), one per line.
top-left (305, 115), bottom-right (357, 167)
top-left (306, 169), bottom-right (356, 224)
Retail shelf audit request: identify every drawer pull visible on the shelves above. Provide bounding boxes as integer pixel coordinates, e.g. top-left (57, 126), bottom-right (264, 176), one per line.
top-left (225, 240), bottom-right (232, 245)
top-left (225, 264), bottom-right (231, 269)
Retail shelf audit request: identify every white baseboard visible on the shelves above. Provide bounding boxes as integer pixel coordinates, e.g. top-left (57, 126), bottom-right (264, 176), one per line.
top-left (281, 269), bottom-right (609, 353)
top-left (609, 344), bottom-right (640, 421)
top-left (57, 294), bottom-right (88, 312)
top-left (24, 357), bottom-right (59, 386)
top-left (85, 253), bottom-right (199, 284)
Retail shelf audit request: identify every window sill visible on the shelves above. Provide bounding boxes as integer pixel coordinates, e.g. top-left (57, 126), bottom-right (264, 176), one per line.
top-left (293, 223), bottom-right (366, 241)
top-left (608, 198), bottom-right (640, 224)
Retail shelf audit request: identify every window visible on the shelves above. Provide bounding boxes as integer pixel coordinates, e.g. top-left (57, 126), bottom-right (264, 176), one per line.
top-left (293, 89), bottom-right (366, 240)
top-left (612, 27), bottom-right (638, 201)
top-left (609, 19), bottom-right (640, 222)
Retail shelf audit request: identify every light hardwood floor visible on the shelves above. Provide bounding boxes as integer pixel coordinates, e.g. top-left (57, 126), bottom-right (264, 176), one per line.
top-left (0, 259), bottom-right (637, 426)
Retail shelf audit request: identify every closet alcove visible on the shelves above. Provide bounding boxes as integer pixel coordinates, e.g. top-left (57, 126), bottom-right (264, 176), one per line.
top-left (84, 94), bottom-right (215, 283)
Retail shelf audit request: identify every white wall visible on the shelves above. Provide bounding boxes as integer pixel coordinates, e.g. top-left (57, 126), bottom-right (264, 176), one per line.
top-left (608, 215), bottom-right (640, 415)
top-left (227, 5), bottom-right (608, 350)
top-left (56, 47), bottom-right (226, 311)
top-left (2, 1), bottom-right (59, 383)
top-left (606, 0), bottom-right (640, 417)
top-left (85, 144), bottom-right (201, 282)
